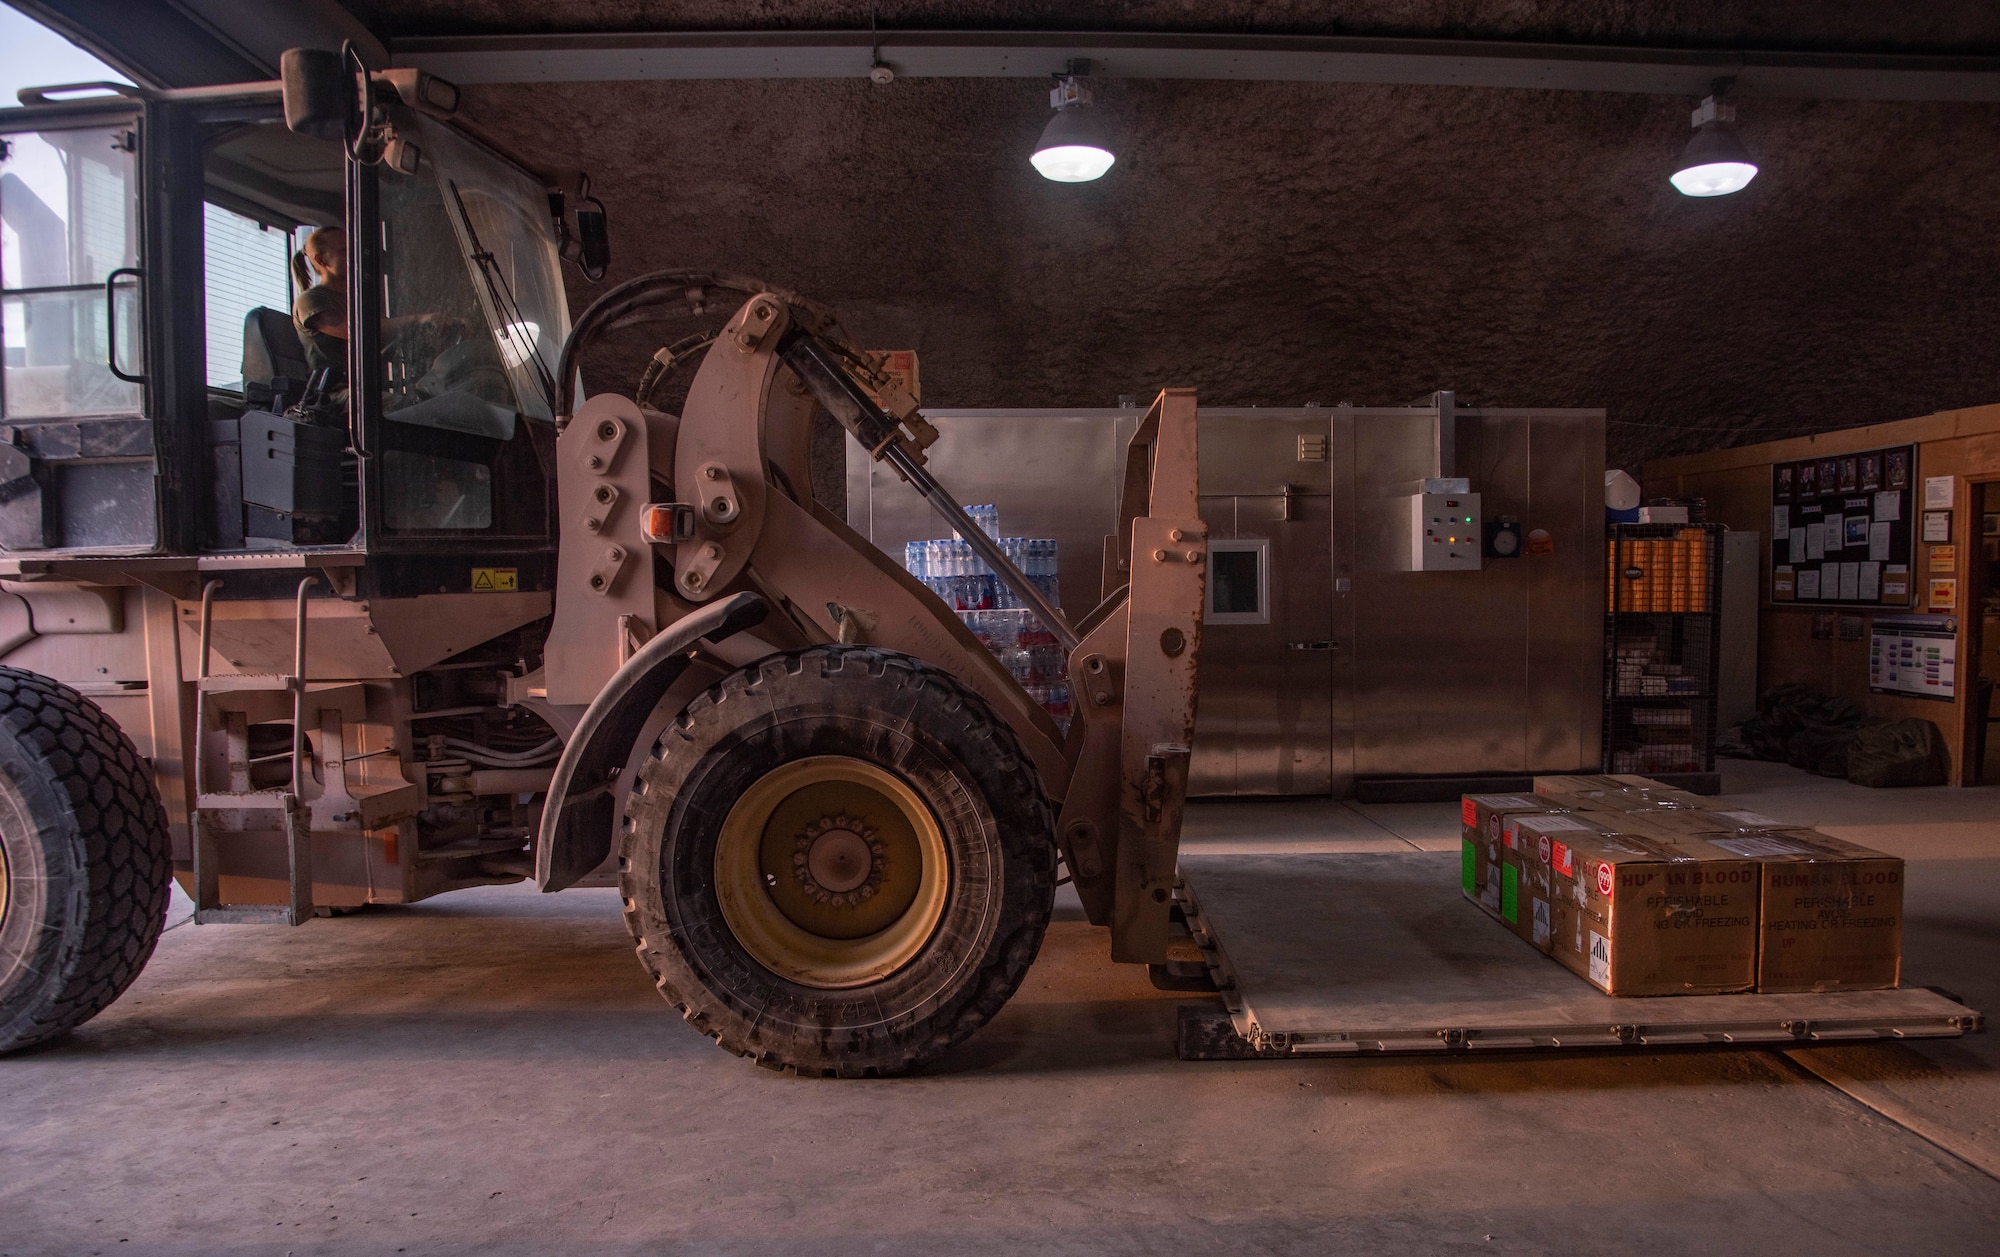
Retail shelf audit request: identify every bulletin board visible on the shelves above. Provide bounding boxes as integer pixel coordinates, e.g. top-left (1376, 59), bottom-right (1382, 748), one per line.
top-left (1768, 445), bottom-right (1916, 606)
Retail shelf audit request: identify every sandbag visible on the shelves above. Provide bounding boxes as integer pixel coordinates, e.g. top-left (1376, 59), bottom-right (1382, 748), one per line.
top-left (1786, 725), bottom-right (1857, 778)
top-left (1845, 718), bottom-right (1950, 788)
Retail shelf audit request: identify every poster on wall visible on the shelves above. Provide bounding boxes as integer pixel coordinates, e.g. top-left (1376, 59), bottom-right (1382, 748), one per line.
top-left (1769, 444), bottom-right (1916, 606)
top-left (1869, 615), bottom-right (1957, 701)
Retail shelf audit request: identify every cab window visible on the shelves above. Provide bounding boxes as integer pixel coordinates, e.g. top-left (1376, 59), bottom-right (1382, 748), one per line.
top-left (373, 115), bottom-right (562, 541)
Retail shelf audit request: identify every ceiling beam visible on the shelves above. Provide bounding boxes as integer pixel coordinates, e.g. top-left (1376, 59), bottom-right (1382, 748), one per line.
top-left (390, 29), bottom-right (2000, 102)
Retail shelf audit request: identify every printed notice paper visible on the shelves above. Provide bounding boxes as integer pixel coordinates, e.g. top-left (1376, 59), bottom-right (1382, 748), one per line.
top-left (1799, 568), bottom-right (1822, 599)
top-left (1859, 562), bottom-right (1880, 601)
top-left (1839, 562), bottom-right (1860, 601)
top-left (1874, 491), bottom-right (1901, 522)
top-left (1869, 520), bottom-right (1892, 562)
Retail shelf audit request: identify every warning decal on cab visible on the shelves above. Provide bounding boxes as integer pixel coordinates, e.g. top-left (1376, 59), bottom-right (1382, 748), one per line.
top-left (472, 567), bottom-right (518, 592)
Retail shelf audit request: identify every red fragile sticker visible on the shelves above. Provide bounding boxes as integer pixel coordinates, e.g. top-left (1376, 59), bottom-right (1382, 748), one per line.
top-left (1461, 797), bottom-right (1477, 826)
top-left (1551, 842), bottom-right (1574, 878)
top-left (1537, 835), bottom-right (1551, 866)
top-left (1597, 862), bottom-right (1615, 896)
top-left (1502, 819), bottom-right (1520, 849)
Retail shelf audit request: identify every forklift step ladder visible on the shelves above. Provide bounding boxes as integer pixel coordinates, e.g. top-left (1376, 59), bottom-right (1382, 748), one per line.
top-left (190, 576), bottom-right (318, 925)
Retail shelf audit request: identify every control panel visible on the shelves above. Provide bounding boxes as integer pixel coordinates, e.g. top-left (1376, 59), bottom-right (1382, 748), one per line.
top-left (1407, 491), bottom-right (1483, 571)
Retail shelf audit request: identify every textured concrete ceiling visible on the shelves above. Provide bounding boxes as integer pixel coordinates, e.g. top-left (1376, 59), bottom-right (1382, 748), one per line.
top-left (340, 4), bottom-right (2000, 468)
top-left (348, 3), bottom-right (2000, 54)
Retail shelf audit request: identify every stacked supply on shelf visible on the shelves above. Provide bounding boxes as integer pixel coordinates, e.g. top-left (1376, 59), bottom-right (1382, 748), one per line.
top-left (1611, 634), bottom-right (1705, 697)
top-left (1460, 774), bottom-right (1904, 997)
top-left (904, 505), bottom-right (1071, 729)
top-left (1607, 527), bottom-right (1712, 611)
top-left (1612, 706), bottom-right (1698, 775)
top-left (1602, 522), bottom-right (1724, 780)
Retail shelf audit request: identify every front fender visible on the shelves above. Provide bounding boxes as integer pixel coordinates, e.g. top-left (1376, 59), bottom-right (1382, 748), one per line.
top-left (536, 592), bottom-right (770, 892)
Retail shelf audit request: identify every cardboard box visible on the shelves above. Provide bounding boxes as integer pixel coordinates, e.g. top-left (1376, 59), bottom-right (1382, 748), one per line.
top-left (1696, 828), bottom-right (1904, 993)
top-left (1459, 794), bottom-right (1566, 922)
top-left (1532, 774), bottom-right (1707, 814)
top-left (1545, 822), bottom-right (1759, 996)
top-left (1501, 813), bottom-right (1590, 953)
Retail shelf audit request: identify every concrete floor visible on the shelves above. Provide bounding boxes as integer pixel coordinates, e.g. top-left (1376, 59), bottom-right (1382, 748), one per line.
top-left (5, 760), bottom-right (2000, 1255)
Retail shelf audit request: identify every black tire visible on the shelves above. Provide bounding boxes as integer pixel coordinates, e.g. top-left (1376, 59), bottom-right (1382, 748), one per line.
top-left (621, 646), bottom-right (1057, 1077)
top-left (0, 667), bottom-right (173, 1054)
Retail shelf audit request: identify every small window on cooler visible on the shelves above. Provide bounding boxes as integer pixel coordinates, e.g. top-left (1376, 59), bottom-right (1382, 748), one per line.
top-left (1208, 538), bottom-right (1270, 625)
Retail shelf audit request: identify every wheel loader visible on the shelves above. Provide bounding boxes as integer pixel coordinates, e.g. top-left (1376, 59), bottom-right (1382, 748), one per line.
top-left (0, 51), bottom-right (1204, 1075)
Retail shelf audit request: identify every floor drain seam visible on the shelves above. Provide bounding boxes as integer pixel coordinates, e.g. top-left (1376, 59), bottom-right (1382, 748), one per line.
top-left (1780, 1048), bottom-right (2000, 1184)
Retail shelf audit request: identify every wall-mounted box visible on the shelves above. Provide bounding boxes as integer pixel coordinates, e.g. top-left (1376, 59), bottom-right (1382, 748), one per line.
top-left (1407, 491), bottom-right (1482, 570)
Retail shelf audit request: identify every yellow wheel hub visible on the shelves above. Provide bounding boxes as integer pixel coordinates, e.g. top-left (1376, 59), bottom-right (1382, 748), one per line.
top-left (714, 756), bottom-right (948, 989)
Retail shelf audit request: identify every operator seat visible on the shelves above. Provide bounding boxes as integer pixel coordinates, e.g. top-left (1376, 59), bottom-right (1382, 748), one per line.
top-left (242, 306), bottom-right (310, 391)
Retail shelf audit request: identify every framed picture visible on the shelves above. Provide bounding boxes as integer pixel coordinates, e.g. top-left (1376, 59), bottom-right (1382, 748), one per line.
top-left (1811, 611), bottom-right (1835, 640)
top-left (1844, 515), bottom-right (1870, 547)
top-left (1819, 459), bottom-right (1839, 493)
top-left (1775, 464), bottom-right (1795, 500)
top-left (1922, 511), bottom-right (1952, 543)
top-left (1798, 462), bottom-right (1818, 497)
top-left (1839, 457), bottom-right (1859, 492)
top-left (1838, 614), bottom-right (1864, 642)
top-left (1886, 449), bottom-right (1910, 488)
top-left (1860, 453), bottom-right (1882, 491)
top-left (1984, 513), bottom-right (2000, 537)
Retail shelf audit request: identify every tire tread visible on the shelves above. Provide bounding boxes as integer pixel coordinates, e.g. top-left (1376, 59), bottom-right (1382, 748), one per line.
top-left (0, 666), bottom-right (172, 1053)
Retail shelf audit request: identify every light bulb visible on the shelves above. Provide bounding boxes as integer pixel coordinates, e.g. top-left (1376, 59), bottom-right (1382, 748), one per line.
top-left (1032, 102), bottom-right (1114, 183)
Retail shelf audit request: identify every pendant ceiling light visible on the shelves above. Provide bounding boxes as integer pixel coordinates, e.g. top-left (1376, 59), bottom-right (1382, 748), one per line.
top-left (1031, 71), bottom-right (1114, 183)
top-left (1670, 95), bottom-right (1758, 198)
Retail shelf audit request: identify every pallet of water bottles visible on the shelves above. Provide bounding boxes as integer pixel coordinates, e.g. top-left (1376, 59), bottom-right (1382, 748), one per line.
top-left (903, 537), bottom-right (1062, 612)
top-left (963, 609), bottom-right (1071, 724)
top-left (903, 505), bottom-right (1071, 728)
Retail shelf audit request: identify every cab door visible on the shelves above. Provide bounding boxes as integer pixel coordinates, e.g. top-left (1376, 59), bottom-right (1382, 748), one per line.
top-left (0, 98), bottom-right (157, 551)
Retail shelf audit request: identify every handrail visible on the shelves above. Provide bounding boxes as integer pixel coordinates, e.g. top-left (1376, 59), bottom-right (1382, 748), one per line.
top-left (192, 580), bottom-right (221, 796)
top-left (104, 267), bottom-right (144, 384)
top-left (290, 576), bottom-right (319, 798)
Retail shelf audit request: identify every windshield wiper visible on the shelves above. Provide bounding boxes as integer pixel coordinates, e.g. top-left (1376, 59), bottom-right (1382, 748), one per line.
top-left (446, 178), bottom-right (559, 414)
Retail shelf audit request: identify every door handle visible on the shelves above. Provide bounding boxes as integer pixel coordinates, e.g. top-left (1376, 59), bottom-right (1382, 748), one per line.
top-left (105, 266), bottom-right (144, 384)
top-left (1287, 641), bottom-right (1336, 651)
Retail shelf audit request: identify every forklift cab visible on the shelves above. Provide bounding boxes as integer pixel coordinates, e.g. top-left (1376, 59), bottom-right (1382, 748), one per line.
top-left (0, 78), bottom-right (567, 565)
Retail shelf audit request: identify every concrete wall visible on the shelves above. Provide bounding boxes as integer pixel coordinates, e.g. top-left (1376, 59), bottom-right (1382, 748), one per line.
top-left (1645, 403), bottom-right (2000, 784)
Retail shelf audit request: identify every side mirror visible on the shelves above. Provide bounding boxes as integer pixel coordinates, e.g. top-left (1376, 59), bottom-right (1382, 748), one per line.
top-left (280, 48), bottom-right (348, 142)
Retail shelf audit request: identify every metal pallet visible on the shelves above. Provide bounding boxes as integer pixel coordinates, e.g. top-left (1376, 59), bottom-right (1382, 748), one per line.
top-left (1176, 850), bottom-right (1979, 1059)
